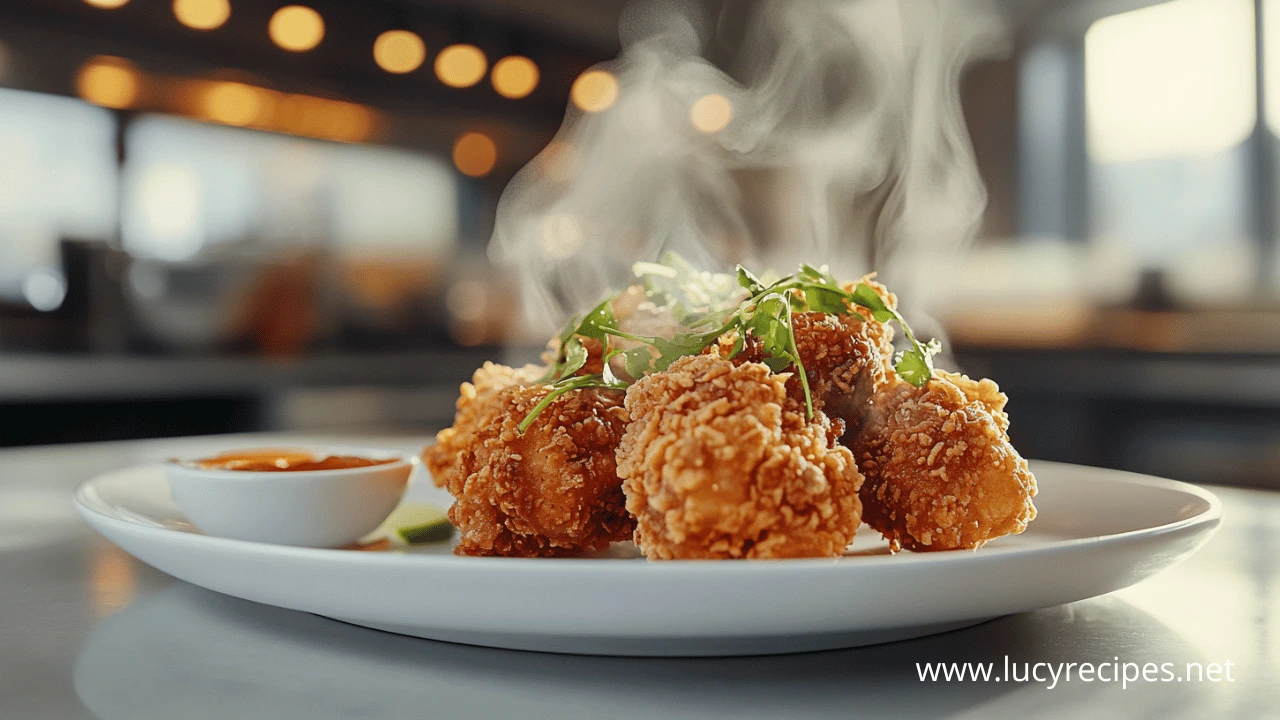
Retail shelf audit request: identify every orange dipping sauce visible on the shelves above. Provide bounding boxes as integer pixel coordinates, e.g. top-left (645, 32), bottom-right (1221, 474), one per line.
top-left (189, 450), bottom-right (397, 472)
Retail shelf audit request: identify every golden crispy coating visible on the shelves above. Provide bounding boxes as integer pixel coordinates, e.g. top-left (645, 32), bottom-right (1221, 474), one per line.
top-left (423, 361), bottom-right (541, 487)
top-left (709, 273), bottom-right (898, 441)
top-left (424, 364), bottom-right (634, 557)
top-left (843, 274), bottom-right (899, 381)
top-left (616, 354), bottom-right (863, 559)
top-left (852, 371), bottom-right (1037, 552)
top-left (716, 312), bottom-right (892, 440)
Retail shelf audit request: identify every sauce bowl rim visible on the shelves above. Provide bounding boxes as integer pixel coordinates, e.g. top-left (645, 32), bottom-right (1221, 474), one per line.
top-left (166, 445), bottom-right (418, 481)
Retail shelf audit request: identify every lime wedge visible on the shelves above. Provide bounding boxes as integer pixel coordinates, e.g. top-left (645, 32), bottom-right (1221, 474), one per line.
top-left (398, 518), bottom-right (454, 545)
top-left (378, 502), bottom-right (454, 545)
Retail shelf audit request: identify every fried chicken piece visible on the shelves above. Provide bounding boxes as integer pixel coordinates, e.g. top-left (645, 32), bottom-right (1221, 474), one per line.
top-left (851, 371), bottom-right (1037, 552)
top-left (424, 364), bottom-right (634, 557)
top-left (423, 361), bottom-right (542, 488)
top-left (707, 274), bottom-right (899, 441)
top-left (715, 311), bottom-right (892, 440)
top-left (842, 274), bottom-right (898, 377)
top-left (616, 354), bottom-right (863, 559)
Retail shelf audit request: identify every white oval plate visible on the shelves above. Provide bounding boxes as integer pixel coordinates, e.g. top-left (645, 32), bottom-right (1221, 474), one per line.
top-left (74, 460), bottom-right (1221, 656)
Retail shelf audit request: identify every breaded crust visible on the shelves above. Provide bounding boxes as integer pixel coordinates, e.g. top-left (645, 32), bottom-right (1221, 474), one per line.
top-left (617, 355), bottom-right (864, 559)
top-left (424, 361), bottom-right (542, 488)
top-left (852, 371), bottom-right (1038, 551)
top-left (709, 275), bottom-right (898, 441)
top-left (716, 312), bottom-right (891, 440)
top-left (424, 364), bottom-right (634, 557)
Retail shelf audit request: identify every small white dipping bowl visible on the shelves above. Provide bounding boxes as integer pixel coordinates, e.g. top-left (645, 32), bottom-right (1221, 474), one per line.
top-left (166, 446), bottom-right (414, 548)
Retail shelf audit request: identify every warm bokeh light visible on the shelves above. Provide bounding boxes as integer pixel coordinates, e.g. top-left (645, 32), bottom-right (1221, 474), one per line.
top-left (690, 93), bottom-right (733, 133)
top-left (452, 132), bottom-right (497, 177)
top-left (274, 93), bottom-right (322, 136)
top-left (435, 44), bottom-right (487, 88)
top-left (491, 55), bottom-right (539, 99)
top-left (84, 0), bottom-right (130, 9)
top-left (318, 100), bottom-right (374, 142)
top-left (1085, 0), bottom-right (1254, 163)
top-left (270, 93), bottom-right (374, 142)
top-left (76, 56), bottom-right (140, 109)
top-left (373, 30), bottom-right (426, 74)
top-left (200, 81), bottom-right (268, 126)
top-left (269, 5), bottom-right (325, 52)
top-left (571, 70), bottom-right (618, 113)
top-left (177, 75), bottom-right (374, 142)
top-left (173, 0), bottom-right (230, 31)
top-left (90, 541), bottom-right (136, 619)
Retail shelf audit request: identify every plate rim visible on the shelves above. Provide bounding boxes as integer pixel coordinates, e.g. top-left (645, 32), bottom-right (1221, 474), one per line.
top-left (73, 459), bottom-right (1224, 573)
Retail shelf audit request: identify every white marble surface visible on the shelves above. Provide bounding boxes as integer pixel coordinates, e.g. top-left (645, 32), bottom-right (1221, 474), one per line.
top-left (1, 434), bottom-right (1277, 719)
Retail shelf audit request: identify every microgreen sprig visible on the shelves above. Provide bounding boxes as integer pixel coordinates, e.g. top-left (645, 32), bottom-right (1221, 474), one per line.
top-left (518, 255), bottom-right (941, 431)
top-left (516, 373), bottom-right (625, 433)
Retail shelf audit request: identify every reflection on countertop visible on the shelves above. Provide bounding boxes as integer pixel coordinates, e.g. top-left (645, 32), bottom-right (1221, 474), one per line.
top-left (70, 586), bottom-right (1223, 720)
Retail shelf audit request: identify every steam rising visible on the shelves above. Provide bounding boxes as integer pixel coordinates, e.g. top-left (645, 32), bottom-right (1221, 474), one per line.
top-left (490, 0), bottom-right (1006, 333)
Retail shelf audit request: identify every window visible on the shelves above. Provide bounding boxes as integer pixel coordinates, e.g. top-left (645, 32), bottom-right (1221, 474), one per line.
top-left (0, 89), bottom-right (116, 303)
top-left (121, 116), bottom-right (458, 262)
top-left (1085, 0), bottom-right (1255, 164)
top-left (1085, 0), bottom-right (1257, 296)
top-left (1017, 0), bottom-right (1263, 300)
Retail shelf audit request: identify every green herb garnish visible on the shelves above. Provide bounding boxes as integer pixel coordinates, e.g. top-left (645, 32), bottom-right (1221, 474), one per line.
top-left (518, 255), bottom-right (940, 431)
top-left (516, 373), bottom-right (626, 433)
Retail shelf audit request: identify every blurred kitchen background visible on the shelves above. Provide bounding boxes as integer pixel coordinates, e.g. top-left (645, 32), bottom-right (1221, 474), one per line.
top-left (0, 0), bottom-right (1276, 488)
